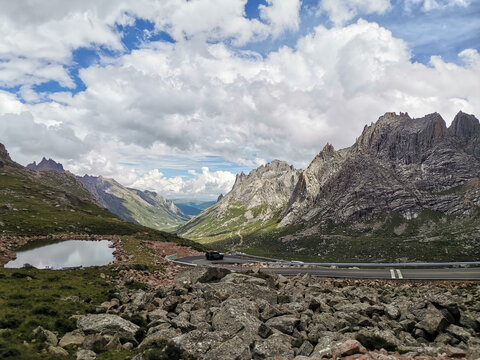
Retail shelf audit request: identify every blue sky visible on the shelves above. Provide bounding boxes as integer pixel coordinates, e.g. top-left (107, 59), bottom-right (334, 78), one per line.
top-left (0, 0), bottom-right (479, 199)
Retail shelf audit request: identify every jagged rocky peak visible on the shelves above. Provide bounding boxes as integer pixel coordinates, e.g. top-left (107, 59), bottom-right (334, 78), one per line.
top-left (27, 157), bottom-right (65, 172)
top-left (217, 193), bottom-right (224, 202)
top-left (449, 111), bottom-right (480, 139)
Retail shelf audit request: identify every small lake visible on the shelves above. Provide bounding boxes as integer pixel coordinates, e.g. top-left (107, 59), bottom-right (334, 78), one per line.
top-left (5, 240), bottom-right (115, 269)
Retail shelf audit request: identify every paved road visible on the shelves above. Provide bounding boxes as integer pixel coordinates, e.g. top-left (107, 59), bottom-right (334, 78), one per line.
top-left (175, 256), bottom-right (480, 281)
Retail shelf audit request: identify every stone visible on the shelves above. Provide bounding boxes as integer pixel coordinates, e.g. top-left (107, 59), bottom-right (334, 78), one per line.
top-left (332, 339), bottom-right (367, 357)
top-left (204, 335), bottom-right (252, 360)
top-left (173, 330), bottom-right (223, 358)
top-left (76, 349), bottom-right (96, 360)
top-left (384, 304), bottom-right (400, 319)
top-left (356, 329), bottom-right (399, 351)
top-left (33, 326), bottom-right (58, 346)
top-left (175, 267), bottom-right (231, 286)
top-left (77, 314), bottom-right (139, 342)
top-left (415, 309), bottom-right (448, 337)
top-left (82, 334), bottom-right (108, 353)
top-left (265, 315), bottom-right (300, 335)
top-left (297, 340), bottom-right (314, 356)
top-left (48, 346), bottom-right (69, 356)
top-left (253, 333), bottom-right (295, 360)
top-left (445, 324), bottom-right (471, 343)
top-left (59, 330), bottom-right (85, 347)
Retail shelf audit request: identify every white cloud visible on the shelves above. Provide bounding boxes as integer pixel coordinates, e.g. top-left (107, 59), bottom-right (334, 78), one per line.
top-left (404, 0), bottom-right (470, 12)
top-left (259, 0), bottom-right (302, 37)
top-left (0, 6), bottom-right (479, 200)
top-left (130, 167), bottom-right (236, 198)
top-left (320, 0), bottom-right (391, 26)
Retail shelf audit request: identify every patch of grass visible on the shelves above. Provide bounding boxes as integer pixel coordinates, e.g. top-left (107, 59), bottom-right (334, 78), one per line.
top-left (0, 266), bottom-right (123, 359)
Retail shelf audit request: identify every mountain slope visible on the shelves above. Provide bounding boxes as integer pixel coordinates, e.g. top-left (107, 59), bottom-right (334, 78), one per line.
top-left (179, 160), bottom-right (300, 242)
top-left (0, 144), bottom-right (146, 236)
top-left (180, 111), bottom-right (480, 262)
top-left (79, 175), bottom-right (189, 232)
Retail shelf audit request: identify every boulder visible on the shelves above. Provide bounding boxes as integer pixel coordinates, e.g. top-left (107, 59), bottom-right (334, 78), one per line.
top-left (265, 315), bottom-right (299, 335)
top-left (77, 314), bottom-right (139, 342)
top-left (33, 326), bottom-right (58, 346)
top-left (445, 324), bottom-right (471, 343)
top-left (48, 346), bottom-right (69, 356)
top-left (76, 349), bottom-right (96, 360)
top-left (173, 330), bottom-right (224, 358)
top-left (175, 267), bottom-right (231, 286)
top-left (297, 340), bottom-right (314, 356)
top-left (59, 330), bottom-right (85, 347)
top-left (212, 297), bottom-right (262, 339)
top-left (204, 335), bottom-right (252, 360)
top-left (253, 333), bottom-right (295, 360)
top-left (332, 339), bottom-right (367, 357)
top-left (415, 309), bottom-right (448, 337)
top-left (356, 329), bottom-right (399, 351)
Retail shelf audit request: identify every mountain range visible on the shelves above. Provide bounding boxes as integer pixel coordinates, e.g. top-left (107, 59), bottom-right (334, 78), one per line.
top-left (78, 175), bottom-right (189, 232)
top-left (179, 111), bottom-right (480, 262)
top-left (24, 158), bottom-right (213, 232)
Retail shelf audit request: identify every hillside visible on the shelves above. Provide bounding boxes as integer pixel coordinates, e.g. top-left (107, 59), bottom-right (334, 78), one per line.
top-left (179, 111), bottom-right (480, 262)
top-left (0, 143), bottom-right (189, 242)
top-left (79, 175), bottom-right (189, 232)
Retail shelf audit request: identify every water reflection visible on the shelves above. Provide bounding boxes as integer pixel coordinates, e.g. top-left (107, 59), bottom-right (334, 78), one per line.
top-left (5, 240), bottom-right (115, 269)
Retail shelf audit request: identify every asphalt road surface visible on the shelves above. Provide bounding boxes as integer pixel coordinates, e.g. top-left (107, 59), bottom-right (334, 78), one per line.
top-left (175, 256), bottom-right (480, 281)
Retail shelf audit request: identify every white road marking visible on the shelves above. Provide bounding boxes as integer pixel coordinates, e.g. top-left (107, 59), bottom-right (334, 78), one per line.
top-left (390, 269), bottom-right (396, 279)
top-left (396, 269), bottom-right (403, 279)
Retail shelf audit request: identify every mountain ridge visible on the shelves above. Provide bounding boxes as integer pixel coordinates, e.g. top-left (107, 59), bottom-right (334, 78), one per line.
top-left (179, 110), bottom-right (480, 262)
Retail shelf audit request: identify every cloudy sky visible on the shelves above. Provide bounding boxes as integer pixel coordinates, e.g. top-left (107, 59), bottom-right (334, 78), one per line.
top-left (0, 0), bottom-right (479, 199)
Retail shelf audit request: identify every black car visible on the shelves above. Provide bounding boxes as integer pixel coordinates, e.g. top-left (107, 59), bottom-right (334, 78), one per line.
top-left (205, 250), bottom-right (224, 260)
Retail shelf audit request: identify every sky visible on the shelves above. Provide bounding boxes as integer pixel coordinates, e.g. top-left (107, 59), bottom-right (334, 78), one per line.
top-left (0, 0), bottom-right (479, 200)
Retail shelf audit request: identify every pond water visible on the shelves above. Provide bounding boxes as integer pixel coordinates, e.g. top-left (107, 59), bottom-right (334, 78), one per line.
top-left (5, 239), bottom-right (115, 269)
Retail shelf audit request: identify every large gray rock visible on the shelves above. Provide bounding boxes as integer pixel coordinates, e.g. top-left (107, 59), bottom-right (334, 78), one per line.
top-left (265, 315), bottom-right (299, 335)
top-left (77, 314), bottom-right (139, 341)
top-left (212, 298), bottom-right (262, 342)
top-left (205, 335), bottom-right (252, 360)
top-left (356, 329), bottom-right (399, 351)
top-left (176, 267), bottom-right (231, 286)
top-left (253, 333), bottom-right (295, 360)
top-left (173, 330), bottom-right (224, 358)
top-left (415, 308), bottom-right (448, 337)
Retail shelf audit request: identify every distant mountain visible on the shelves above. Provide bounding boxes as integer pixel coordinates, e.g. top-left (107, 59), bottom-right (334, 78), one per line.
top-left (172, 199), bottom-right (216, 217)
top-left (79, 175), bottom-right (189, 232)
top-left (27, 157), bottom-right (64, 172)
top-left (179, 111), bottom-right (480, 262)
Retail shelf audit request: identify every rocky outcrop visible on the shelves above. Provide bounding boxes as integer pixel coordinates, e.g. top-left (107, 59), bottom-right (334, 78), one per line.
top-left (79, 175), bottom-right (189, 232)
top-left (27, 157), bottom-right (65, 172)
top-left (61, 267), bottom-right (480, 359)
top-left (282, 111), bottom-right (480, 226)
top-left (0, 142), bottom-right (13, 167)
